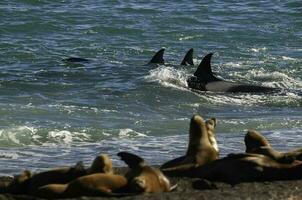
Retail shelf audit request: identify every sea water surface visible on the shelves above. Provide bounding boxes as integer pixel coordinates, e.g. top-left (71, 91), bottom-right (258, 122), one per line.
top-left (0, 1), bottom-right (301, 175)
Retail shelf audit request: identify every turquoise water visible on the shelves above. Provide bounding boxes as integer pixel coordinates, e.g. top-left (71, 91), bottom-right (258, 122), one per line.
top-left (0, 1), bottom-right (301, 175)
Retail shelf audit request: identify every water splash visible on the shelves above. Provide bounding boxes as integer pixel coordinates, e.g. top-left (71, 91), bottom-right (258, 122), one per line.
top-left (145, 66), bottom-right (188, 90)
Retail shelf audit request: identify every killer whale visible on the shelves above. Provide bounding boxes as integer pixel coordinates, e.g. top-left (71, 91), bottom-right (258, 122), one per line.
top-left (148, 48), bottom-right (194, 66)
top-left (187, 53), bottom-right (279, 93)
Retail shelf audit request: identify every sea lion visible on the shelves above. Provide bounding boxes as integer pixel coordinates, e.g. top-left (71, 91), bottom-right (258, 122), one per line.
top-left (36, 152), bottom-right (175, 198)
top-left (186, 53), bottom-right (279, 93)
top-left (4, 154), bottom-right (112, 195)
top-left (160, 115), bottom-right (219, 175)
top-left (37, 173), bottom-right (128, 198)
top-left (118, 152), bottom-right (176, 193)
top-left (245, 130), bottom-right (302, 163)
top-left (88, 154), bottom-right (113, 174)
top-left (181, 153), bottom-right (302, 185)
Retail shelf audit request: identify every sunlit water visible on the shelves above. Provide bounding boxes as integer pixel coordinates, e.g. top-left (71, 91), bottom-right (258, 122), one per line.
top-left (0, 0), bottom-right (301, 175)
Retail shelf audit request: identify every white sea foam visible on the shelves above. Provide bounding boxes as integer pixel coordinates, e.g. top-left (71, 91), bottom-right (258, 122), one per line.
top-left (249, 47), bottom-right (267, 52)
top-left (224, 62), bottom-right (242, 68)
top-left (47, 130), bottom-right (91, 144)
top-left (0, 126), bottom-right (40, 146)
top-left (0, 152), bottom-right (19, 159)
top-left (235, 69), bottom-right (302, 88)
top-left (100, 109), bottom-right (118, 113)
top-left (282, 56), bottom-right (297, 61)
top-left (118, 128), bottom-right (147, 138)
top-left (145, 66), bottom-right (189, 90)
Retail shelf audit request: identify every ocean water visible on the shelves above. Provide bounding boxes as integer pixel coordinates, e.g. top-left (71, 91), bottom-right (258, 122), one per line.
top-left (0, 1), bottom-right (301, 175)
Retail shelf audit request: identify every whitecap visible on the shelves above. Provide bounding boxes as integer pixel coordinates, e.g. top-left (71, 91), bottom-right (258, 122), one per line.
top-left (282, 56), bottom-right (297, 61)
top-left (249, 47), bottom-right (267, 52)
top-left (0, 126), bottom-right (39, 146)
top-left (47, 130), bottom-right (91, 144)
top-left (118, 128), bottom-right (147, 138)
top-left (145, 66), bottom-right (189, 90)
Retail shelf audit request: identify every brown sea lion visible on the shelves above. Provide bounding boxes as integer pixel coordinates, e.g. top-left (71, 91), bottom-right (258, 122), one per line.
top-left (37, 173), bottom-right (128, 198)
top-left (36, 152), bottom-right (175, 198)
top-left (245, 130), bottom-right (302, 163)
top-left (87, 154), bottom-right (113, 174)
top-left (118, 152), bottom-right (176, 193)
top-left (181, 153), bottom-right (302, 185)
top-left (160, 115), bottom-right (219, 175)
top-left (4, 153), bottom-right (112, 195)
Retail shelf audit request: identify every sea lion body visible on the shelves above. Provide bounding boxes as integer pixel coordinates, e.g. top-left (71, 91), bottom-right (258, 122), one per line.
top-left (5, 164), bottom-right (86, 195)
top-left (37, 173), bottom-right (127, 198)
top-left (118, 152), bottom-right (175, 193)
top-left (37, 152), bottom-right (174, 198)
top-left (5, 154), bottom-right (112, 195)
top-left (245, 130), bottom-right (302, 163)
top-left (183, 153), bottom-right (302, 185)
top-left (161, 115), bottom-right (218, 174)
top-left (125, 166), bottom-right (171, 193)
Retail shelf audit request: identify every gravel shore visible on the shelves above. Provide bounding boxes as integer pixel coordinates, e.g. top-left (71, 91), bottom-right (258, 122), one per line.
top-left (1, 173), bottom-right (302, 200)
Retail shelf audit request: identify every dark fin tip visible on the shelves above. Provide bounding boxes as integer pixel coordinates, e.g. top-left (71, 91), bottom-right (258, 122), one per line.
top-left (149, 48), bottom-right (165, 64)
top-left (194, 53), bottom-right (214, 78)
top-left (62, 57), bottom-right (90, 63)
top-left (117, 152), bottom-right (145, 169)
top-left (181, 48), bottom-right (194, 66)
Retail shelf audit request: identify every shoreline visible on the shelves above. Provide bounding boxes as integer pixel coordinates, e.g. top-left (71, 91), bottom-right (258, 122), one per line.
top-left (1, 173), bottom-right (302, 200)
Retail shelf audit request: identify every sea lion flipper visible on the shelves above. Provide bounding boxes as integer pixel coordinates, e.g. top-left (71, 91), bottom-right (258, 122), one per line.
top-left (149, 48), bottom-right (165, 64)
top-left (169, 184), bottom-right (178, 191)
top-left (117, 152), bottom-right (146, 168)
top-left (181, 48), bottom-right (194, 66)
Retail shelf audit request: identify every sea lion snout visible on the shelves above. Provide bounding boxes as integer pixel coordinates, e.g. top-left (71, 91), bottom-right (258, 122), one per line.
top-left (191, 115), bottom-right (205, 127)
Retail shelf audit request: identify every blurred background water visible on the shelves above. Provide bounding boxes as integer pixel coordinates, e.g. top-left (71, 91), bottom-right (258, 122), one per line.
top-left (0, 0), bottom-right (301, 175)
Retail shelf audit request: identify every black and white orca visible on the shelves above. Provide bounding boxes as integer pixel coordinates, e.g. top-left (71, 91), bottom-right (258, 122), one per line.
top-left (187, 53), bottom-right (279, 93)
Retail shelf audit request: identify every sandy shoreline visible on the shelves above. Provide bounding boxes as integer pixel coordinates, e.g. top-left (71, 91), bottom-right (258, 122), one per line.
top-left (1, 174), bottom-right (302, 200)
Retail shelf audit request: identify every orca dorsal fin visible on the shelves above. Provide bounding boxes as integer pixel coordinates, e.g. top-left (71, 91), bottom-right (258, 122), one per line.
top-left (193, 53), bottom-right (220, 82)
top-left (149, 48), bottom-right (165, 64)
top-left (181, 48), bottom-right (194, 66)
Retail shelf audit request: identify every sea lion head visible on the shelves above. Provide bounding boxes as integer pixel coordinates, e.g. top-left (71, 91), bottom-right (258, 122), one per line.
top-left (186, 114), bottom-right (208, 155)
top-left (245, 130), bottom-right (271, 153)
top-left (88, 154), bottom-right (113, 174)
top-left (117, 152), bottom-right (175, 193)
top-left (206, 118), bottom-right (219, 154)
top-left (7, 170), bottom-right (32, 194)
